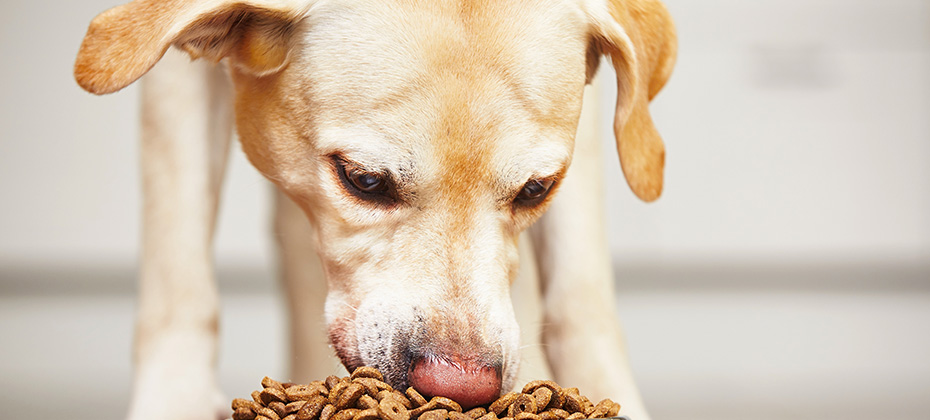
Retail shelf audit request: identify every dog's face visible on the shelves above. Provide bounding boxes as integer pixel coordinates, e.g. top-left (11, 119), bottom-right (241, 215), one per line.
top-left (75, 0), bottom-right (675, 406)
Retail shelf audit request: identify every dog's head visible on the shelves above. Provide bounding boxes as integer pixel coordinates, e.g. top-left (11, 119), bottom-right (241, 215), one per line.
top-left (75, 0), bottom-right (675, 407)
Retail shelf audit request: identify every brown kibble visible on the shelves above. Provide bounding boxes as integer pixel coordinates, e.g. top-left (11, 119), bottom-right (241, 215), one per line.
top-left (507, 394), bottom-right (537, 417)
top-left (287, 385), bottom-right (323, 401)
top-left (608, 401), bottom-right (621, 417)
top-left (325, 376), bottom-right (342, 390)
top-left (489, 393), bottom-right (519, 416)
top-left (233, 398), bottom-right (255, 410)
top-left (350, 366), bottom-right (385, 382)
top-left (357, 394), bottom-right (379, 410)
top-left (261, 388), bottom-right (288, 405)
top-left (464, 407), bottom-right (487, 419)
top-left (405, 387), bottom-right (428, 407)
top-left (449, 412), bottom-right (473, 420)
top-left (561, 393), bottom-right (583, 415)
top-left (420, 409), bottom-right (450, 420)
top-left (253, 390), bottom-right (264, 403)
top-left (547, 409), bottom-right (569, 419)
top-left (283, 415), bottom-right (297, 420)
top-left (256, 417), bottom-right (273, 420)
top-left (500, 417), bottom-right (514, 420)
top-left (335, 383), bottom-right (366, 410)
top-left (353, 408), bottom-right (381, 420)
top-left (297, 396), bottom-right (327, 420)
top-left (391, 391), bottom-right (413, 408)
top-left (331, 408), bottom-right (359, 420)
top-left (521, 381), bottom-right (561, 396)
top-left (514, 414), bottom-right (541, 420)
top-left (285, 401), bottom-right (306, 414)
top-left (531, 388), bottom-right (551, 410)
top-left (354, 377), bottom-right (390, 396)
top-left (234, 407), bottom-right (257, 420)
top-left (263, 377), bottom-right (286, 391)
top-left (270, 401), bottom-right (288, 417)
top-left (258, 406), bottom-right (282, 420)
top-left (565, 414), bottom-right (584, 420)
top-left (475, 412), bottom-right (498, 420)
top-left (329, 382), bottom-right (350, 406)
top-left (431, 397), bottom-right (462, 413)
top-left (378, 395), bottom-right (411, 420)
top-left (538, 413), bottom-right (559, 420)
top-left (319, 405), bottom-right (336, 420)
top-left (409, 399), bottom-right (439, 418)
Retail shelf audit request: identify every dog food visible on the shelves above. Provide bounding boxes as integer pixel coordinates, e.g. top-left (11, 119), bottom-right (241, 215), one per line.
top-left (230, 367), bottom-right (622, 420)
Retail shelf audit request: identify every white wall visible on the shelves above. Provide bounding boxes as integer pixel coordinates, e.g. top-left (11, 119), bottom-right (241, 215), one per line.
top-left (1, 0), bottom-right (928, 269)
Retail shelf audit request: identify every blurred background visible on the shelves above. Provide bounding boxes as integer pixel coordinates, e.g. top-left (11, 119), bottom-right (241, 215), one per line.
top-left (1, 1), bottom-right (928, 419)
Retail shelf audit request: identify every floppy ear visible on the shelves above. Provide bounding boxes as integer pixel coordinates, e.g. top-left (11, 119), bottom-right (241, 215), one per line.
top-left (74, 0), bottom-right (307, 95)
top-left (587, 0), bottom-right (677, 202)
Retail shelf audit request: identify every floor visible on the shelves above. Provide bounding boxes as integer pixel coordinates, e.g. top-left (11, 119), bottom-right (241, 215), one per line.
top-left (1, 264), bottom-right (929, 420)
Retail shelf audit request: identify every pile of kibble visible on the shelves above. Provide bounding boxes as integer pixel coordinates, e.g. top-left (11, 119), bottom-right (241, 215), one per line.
top-left (230, 366), bottom-right (621, 420)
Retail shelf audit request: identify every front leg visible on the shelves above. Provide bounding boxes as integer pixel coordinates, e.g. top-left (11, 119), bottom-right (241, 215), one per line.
top-left (127, 48), bottom-right (233, 420)
top-left (530, 81), bottom-right (651, 420)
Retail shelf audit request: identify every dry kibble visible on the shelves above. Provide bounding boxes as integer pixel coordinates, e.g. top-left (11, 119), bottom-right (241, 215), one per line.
top-left (287, 385), bottom-right (322, 401)
top-left (507, 394), bottom-right (537, 417)
top-left (405, 387), bottom-right (428, 407)
top-left (234, 407), bottom-right (258, 420)
top-left (232, 367), bottom-right (623, 420)
top-left (430, 397), bottom-right (462, 413)
top-left (297, 396), bottom-right (328, 420)
top-left (464, 407), bottom-right (486, 419)
top-left (336, 383), bottom-right (366, 410)
top-left (355, 408), bottom-right (382, 420)
top-left (358, 394), bottom-right (380, 410)
top-left (264, 377), bottom-right (286, 391)
top-left (332, 408), bottom-right (361, 420)
top-left (419, 409), bottom-right (449, 420)
top-left (378, 395), bottom-right (411, 420)
top-left (258, 406), bottom-right (282, 420)
top-left (351, 366), bottom-right (385, 382)
top-left (531, 388), bottom-right (551, 411)
top-left (261, 388), bottom-right (288, 405)
top-left (320, 405), bottom-right (337, 420)
top-left (270, 401), bottom-right (288, 417)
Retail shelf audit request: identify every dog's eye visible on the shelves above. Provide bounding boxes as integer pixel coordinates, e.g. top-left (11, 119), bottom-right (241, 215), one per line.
top-left (333, 156), bottom-right (394, 204)
top-left (515, 179), bottom-right (555, 206)
top-left (348, 170), bottom-right (385, 193)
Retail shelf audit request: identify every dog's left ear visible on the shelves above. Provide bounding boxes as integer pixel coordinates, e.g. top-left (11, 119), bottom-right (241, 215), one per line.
top-left (586, 0), bottom-right (677, 202)
top-left (74, 0), bottom-right (307, 95)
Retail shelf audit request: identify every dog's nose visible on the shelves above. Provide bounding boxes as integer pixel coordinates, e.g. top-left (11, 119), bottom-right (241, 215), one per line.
top-left (408, 355), bottom-right (502, 409)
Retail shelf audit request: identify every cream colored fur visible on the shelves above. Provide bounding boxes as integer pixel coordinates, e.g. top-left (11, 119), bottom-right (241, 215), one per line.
top-left (74, 1), bottom-right (676, 420)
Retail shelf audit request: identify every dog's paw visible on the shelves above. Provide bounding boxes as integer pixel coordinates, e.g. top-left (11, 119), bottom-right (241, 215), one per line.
top-left (126, 353), bottom-right (228, 420)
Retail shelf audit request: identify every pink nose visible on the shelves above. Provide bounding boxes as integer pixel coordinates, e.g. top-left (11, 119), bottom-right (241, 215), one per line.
top-left (408, 356), bottom-right (502, 409)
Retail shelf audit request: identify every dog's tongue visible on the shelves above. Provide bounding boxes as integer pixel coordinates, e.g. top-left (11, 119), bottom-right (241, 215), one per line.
top-left (408, 357), bottom-right (501, 409)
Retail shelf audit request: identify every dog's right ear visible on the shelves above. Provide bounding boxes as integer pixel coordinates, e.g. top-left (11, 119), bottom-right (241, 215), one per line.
top-left (74, 0), bottom-right (307, 95)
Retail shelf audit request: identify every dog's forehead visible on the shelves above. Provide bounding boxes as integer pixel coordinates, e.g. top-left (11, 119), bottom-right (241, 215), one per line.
top-left (295, 0), bottom-right (589, 181)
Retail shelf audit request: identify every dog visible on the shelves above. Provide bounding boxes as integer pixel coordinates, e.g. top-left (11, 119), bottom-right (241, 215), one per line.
top-left (73, 1), bottom-right (676, 419)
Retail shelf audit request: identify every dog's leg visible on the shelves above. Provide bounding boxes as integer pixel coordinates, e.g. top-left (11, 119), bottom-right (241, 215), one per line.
top-left (530, 78), bottom-right (651, 420)
top-left (273, 189), bottom-right (345, 381)
top-left (127, 48), bottom-right (233, 420)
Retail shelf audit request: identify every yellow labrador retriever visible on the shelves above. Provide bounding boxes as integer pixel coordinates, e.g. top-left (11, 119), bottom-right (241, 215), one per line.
top-left (74, 0), bottom-right (675, 419)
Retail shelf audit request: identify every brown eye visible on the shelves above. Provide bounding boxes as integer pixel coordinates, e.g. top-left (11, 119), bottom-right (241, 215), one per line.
top-left (333, 156), bottom-right (395, 204)
top-left (347, 169), bottom-right (386, 193)
top-left (516, 179), bottom-right (555, 206)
